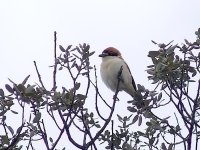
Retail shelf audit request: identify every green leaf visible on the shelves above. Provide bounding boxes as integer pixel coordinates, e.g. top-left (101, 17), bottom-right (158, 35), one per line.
top-left (105, 145), bottom-right (111, 149)
top-left (117, 114), bottom-right (123, 122)
top-left (7, 126), bottom-right (14, 135)
top-left (25, 85), bottom-right (35, 94)
top-left (198, 28), bottom-right (200, 34)
top-left (161, 143), bottom-right (167, 150)
top-left (137, 131), bottom-right (144, 136)
top-left (149, 91), bottom-right (157, 97)
top-left (127, 114), bottom-right (132, 121)
top-left (188, 80), bottom-right (195, 82)
top-left (151, 57), bottom-right (158, 65)
top-left (59, 66), bottom-right (63, 70)
top-left (156, 62), bottom-right (166, 72)
top-left (2, 116), bottom-right (6, 122)
top-left (71, 61), bottom-right (77, 68)
top-left (89, 51), bottom-right (95, 56)
top-left (104, 130), bottom-right (110, 136)
top-left (138, 115), bottom-right (142, 126)
top-left (176, 125), bottom-right (181, 132)
top-left (146, 69), bottom-right (155, 75)
top-left (90, 112), bottom-right (94, 117)
top-left (168, 144), bottom-right (173, 150)
top-left (66, 45), bottom-right (72, 50)
top-left (137, 84), bottom-right (145, 91)
top-left (2, 135), bottom-right (9, 145)
top-left (148, 51), bottom-right (160, 57)
top-left (33, 112), bottom-right (41, 123)
top-left (143, 100), bottom-right (150, 107)
top-left (22, 75), bottom-right (30, 85)
top-left (147, 65), bottom-right (155, 68)
top-left (157, 92), bottom-right (162, 101)
top-left (0, 110), bottom-right (7, 116)
top-left (132, 115), bottom-right (138, 124)
top-left (41, 101), bottom-right (48, 106)
top-left (76, 94), bottom-right (86, 100)
top-left (5, 84), bottom-right (14, 93)
top-left (49, 137), bottom-right (53, 143)
top-left (16, 126), bottom-right (22, 134)
top-left (127, 106), bottom-right (137, 112)
top-left (95, 124), bottom-right (101, 128)
top-left (146, 122), bottom-right (152, 126)
top-left (0, 88), bottom-right (5, 98)
top-left (161, 84), bottom-right (167, 90)
top-left (74, 82), bottom-right (80, 90)
top-left (11, 110), bottom-right (18, 114)
top-left (59, 45), bottom-right (66, 52)
top-left (184, 39), bottom-right (190, 45)
top-left (16, 84), bottom-right (26, 92)
top-left (166, 45), bottom-right (177, 55)
top-left (85, 45), bottom-right (90, 52)
top-left (149, 137), bottom-right (155, 145)
top-left (151, 40), bottom-right (157, 45)
top-left (192, 70), bottom-right (197, 77)
top-left (30, 131), bottom-right (35, 137)
top-left (143, 110), bottom-right (152, 118)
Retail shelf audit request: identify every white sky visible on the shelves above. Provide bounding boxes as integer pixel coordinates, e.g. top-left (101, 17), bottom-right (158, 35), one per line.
top-left (0, 0), bottom-right (200, 149)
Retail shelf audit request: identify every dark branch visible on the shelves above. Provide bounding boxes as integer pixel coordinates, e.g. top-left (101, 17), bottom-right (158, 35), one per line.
top-left (52, 31), bottom-right (57, 91)
top-left (33, 61), bottom-right (45, 89)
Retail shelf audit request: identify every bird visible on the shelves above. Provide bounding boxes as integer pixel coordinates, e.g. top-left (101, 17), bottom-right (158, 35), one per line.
top-left (99, 47), bottom-right (137, 98)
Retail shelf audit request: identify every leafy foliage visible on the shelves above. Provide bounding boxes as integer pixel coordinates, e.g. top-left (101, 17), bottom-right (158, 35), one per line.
top-left (0, 29), bottom-right (200, 150)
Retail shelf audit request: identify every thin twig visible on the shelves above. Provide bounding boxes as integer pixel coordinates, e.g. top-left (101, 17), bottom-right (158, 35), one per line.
top-left (57, 109), bottom-right (84, 149)
top-left (33, 61), bottom-right (45, 89)
top-left (31, 102), bottom-right (50, 150)
top-left (94, 66), bottom-right (107, 121)
top-left (94, 66), bottom-right (111, 109)
top-left (46, 106), bottom-right (61, 130)
top-left (50, 127), bottom-right (65, 150)
top-left (52, 31), bottom-right (57, 91)
top-left (111, 120), bottom-right (114, 150)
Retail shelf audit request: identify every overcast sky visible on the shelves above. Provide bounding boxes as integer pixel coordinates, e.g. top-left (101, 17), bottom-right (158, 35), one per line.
top-left (1, 0), bottom-right (199, 87)
top-left (0, 0), bottom-right (200, 149)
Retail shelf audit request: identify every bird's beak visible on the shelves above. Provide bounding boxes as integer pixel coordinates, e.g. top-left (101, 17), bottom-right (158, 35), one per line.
top-left (99, 53), bottom-right (108, 57)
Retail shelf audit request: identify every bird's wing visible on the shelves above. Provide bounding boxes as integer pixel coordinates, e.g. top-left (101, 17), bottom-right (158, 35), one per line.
top-left (125, 62), bottom-right (137, 91)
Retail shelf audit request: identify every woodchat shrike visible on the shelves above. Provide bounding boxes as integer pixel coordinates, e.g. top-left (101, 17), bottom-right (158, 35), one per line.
top-left (99, 47), bottom-right (137, 98)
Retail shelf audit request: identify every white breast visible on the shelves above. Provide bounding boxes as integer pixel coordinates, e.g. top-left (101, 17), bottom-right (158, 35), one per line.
top-left (100, 56), bottom-right (136, 97)
top-left (100, 56), bottom-right (125, 92)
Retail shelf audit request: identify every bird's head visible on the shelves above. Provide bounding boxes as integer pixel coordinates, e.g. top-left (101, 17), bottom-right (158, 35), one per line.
top-left (99, 47), bottom-right (122, 59)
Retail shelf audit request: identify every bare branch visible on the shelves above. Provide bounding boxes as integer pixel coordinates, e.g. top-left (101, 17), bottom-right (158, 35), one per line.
top-left (33, 61), bottom-right (45, 89)
top-left (52, 31), bottom-right (57, 91)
